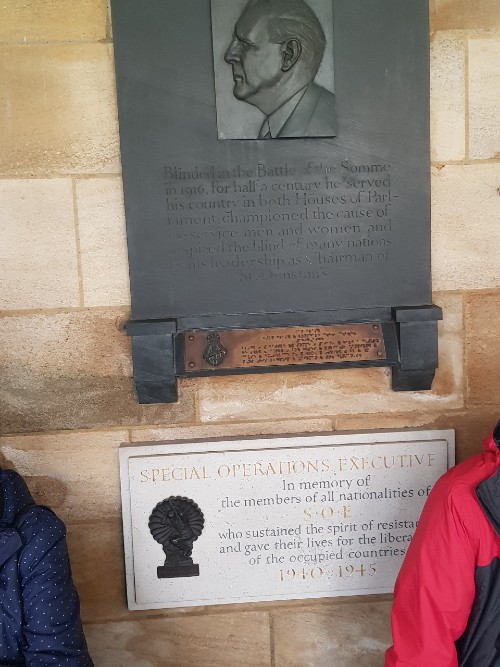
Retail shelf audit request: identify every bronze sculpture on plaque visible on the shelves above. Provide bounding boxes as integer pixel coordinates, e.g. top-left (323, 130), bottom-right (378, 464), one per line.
top-left (222, 0), bottom-right (336, 139)
top-left (149, 497), bottom-right (205, 578)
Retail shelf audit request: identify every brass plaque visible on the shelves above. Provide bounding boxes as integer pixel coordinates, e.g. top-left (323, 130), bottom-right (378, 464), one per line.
top-left (184, 324), bottom-right (386, 372)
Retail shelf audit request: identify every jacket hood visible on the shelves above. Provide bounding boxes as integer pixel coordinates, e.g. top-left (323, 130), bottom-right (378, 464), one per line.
top-left (483, 420), bottom-right (500, 455)
top-left (0, 468), bottom-right (34, 527)
top-left (0, 469), bottom-right (34, 567)
top-left (477, 421), bottom-right (500, 537)
top-left (493, 420), bottom-right (500, 449)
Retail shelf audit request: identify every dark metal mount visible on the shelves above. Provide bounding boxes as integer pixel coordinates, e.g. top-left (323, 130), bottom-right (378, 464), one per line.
top-left (126, 305), bottom-right (442, 404)
top-left (126, 320), bottom-right (177, 404)
top-left (391, 305), bottom-right (443, 391)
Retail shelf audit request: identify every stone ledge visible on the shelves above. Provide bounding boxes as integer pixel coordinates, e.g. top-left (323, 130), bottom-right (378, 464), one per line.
top-left (84, 612), bottom-right (272, 667)
top-left (273, 601), bottom-right (392, 667)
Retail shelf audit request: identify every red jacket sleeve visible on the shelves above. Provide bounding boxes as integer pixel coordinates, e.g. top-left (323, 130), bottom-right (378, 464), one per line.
top-left (385, 474), bottom-right (478, 667)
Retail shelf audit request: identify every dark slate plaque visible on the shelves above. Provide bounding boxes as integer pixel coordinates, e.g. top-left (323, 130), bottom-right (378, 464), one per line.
top-left (111, 0), bottom-right (441, 403)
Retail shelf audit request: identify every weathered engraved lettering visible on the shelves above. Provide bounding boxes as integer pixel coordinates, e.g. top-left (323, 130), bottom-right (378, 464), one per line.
top-left (162, 159), bottom-right (396, 282)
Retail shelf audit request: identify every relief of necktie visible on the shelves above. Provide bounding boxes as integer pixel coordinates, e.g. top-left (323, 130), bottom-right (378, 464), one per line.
top-left (259, 118), bottom-right (272, 139)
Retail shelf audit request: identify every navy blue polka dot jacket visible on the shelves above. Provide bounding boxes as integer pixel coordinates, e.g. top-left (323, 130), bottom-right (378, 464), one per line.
top-left (0, 468), bottom-right (93, 666)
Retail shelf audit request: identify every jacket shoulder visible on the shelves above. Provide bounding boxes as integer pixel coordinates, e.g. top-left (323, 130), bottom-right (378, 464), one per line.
top-left (306, 83), bottom-right (336, 135)
top-left (436, 452), bottom-right (494, 493)
top-left (16, 505), bottom-right (66, 551)
top-left (426, 452), bottom-right (496, 522)
top-left (16, 504), bottom-right (65, 531)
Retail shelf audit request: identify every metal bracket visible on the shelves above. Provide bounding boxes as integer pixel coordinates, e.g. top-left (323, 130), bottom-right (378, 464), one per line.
top-left (126, 305), bottom-right (442, 403)
top-left (391, 305), bottom-right (443, 391)
top-left (126, 320), bottom-right (177, 404)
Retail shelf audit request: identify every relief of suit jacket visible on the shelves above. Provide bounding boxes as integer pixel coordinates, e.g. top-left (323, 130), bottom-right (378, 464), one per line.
top-left (278, 82), bottom-right (337, 138)
top-left (0, 468), bottom-right (93, 666)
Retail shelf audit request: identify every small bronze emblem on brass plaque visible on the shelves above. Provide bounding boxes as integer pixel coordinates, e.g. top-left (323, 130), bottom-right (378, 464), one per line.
top-left (185, 324), bottom-right (386, 372)
top-left (202, 332), bottom-right (227, 367)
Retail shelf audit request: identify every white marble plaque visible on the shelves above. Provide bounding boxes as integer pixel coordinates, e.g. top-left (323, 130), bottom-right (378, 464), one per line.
top-left (120, 429), bottom-right (454, 609)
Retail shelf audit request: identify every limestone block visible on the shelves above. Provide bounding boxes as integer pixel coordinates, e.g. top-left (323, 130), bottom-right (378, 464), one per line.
top-left (273, 601), bottom-right (393, 667)
top-left (469, 38), bottom-right (500, 160)
top-left (0, 0), bottom-right (107, 43)
top-left (84, 613), bottom-right (272, 667)
top-left (0, 179), bottom-right (79, 309)
top-left (430, 33), bottom-right (466, 162)
top-left (432, 0), bottom-right (500, 31)
top-left (0, 44), bottom-right (120, 176)
top-left (432, 410), bottom-right (499, 461)
top-left (465, 292), bottom-right (500, 407)
top-left (0, 311), bottom-right (195, 433)
top-left (131, 419), bottom-right (333, 442)
top-left (66, 521), bottom-right (128, 622)
top-left (335, 410), bottom-right (499, 463)
top-left (0, 431), bottom-right (126, 523)
top-left (335, 413), bottom-right (441, 433)
top-left (431, 164), bottom-right (500, 290)
top-left (76, 178), bottom-right (130, 307)
top-left (197, 294), bottom-right (464, 422)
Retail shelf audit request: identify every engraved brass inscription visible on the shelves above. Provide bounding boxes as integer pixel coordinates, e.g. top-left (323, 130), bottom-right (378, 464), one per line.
top-left (184, 324), bottom-right (386, 372)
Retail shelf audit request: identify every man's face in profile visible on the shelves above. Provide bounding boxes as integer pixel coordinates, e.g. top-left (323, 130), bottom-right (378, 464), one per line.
top-left (224, 7), bottom-right (284, 108)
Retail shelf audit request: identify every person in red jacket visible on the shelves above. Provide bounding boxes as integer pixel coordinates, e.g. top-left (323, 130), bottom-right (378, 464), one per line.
top-left (385, 420), bottom-right (500, 667)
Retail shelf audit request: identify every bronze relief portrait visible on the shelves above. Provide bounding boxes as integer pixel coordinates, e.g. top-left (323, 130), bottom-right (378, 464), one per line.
top-left (212, 0), bottom-right (336, 140)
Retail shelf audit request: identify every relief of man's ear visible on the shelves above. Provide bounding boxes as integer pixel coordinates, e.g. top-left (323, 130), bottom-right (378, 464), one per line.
top-left (281, 38), bottom-right (301, 71)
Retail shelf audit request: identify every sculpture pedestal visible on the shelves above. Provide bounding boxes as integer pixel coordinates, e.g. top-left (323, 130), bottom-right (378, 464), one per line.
top-left (157, 564), bottom-right (199, 579)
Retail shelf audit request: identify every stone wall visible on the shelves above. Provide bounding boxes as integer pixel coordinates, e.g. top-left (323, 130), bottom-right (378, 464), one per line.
top-left (0, 1), bottom-right (499, 665)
